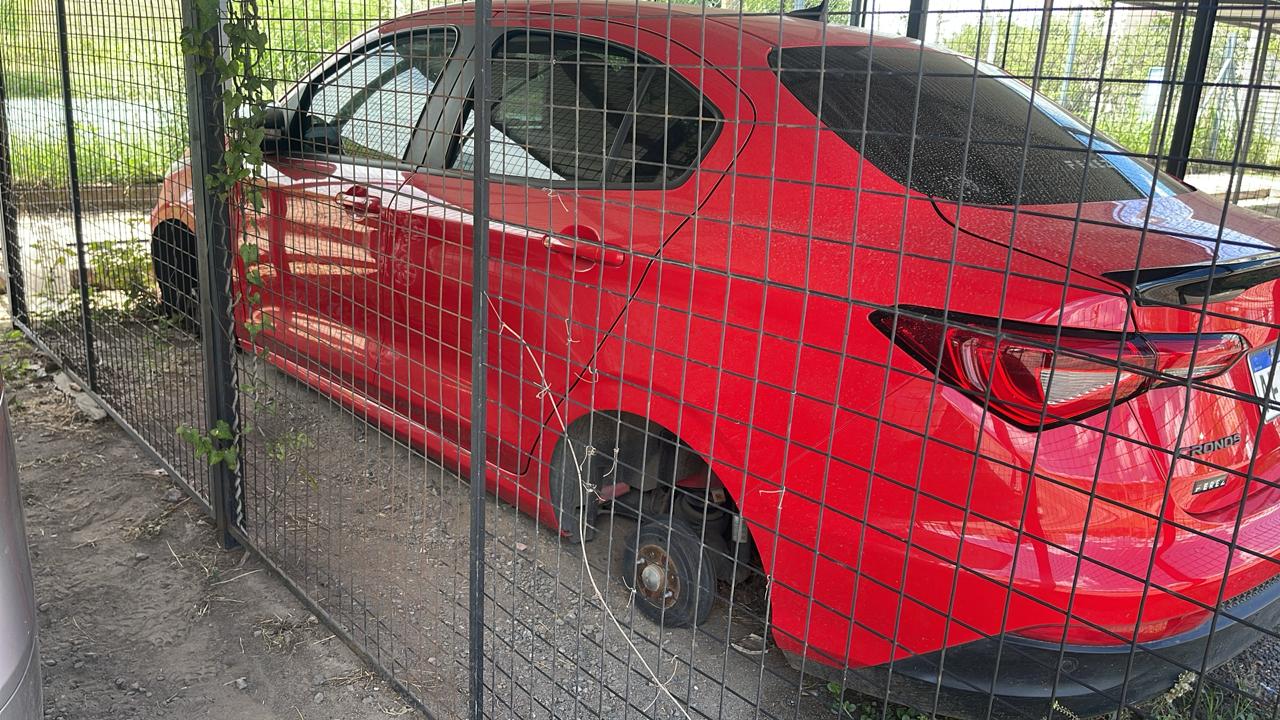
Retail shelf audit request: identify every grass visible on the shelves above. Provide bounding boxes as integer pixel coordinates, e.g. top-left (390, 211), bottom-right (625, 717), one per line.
top-left (1145, 669), bottom-right (1276, 720)
top-left (4, 0), bottom-right (444, 187)
top-left (10, 119), bottom-right (187, 188)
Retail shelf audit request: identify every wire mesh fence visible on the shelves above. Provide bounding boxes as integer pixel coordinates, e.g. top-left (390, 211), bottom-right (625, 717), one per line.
top-left (3, 0), bottom-right (1280, 719)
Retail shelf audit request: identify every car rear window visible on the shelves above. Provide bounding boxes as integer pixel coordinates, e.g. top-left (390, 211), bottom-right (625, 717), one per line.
top-left (771, 45), bottom-right (1189, 206)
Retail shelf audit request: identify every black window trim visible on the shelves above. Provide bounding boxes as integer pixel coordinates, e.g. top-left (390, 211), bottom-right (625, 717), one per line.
top-left (435, 27), bottom-right (725, 192)
top-left (284, 25), bottom-right (461, 169)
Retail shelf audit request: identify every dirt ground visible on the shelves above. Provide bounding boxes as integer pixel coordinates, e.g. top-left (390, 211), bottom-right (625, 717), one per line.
top-left (3, 333), bottom-right (414, 720)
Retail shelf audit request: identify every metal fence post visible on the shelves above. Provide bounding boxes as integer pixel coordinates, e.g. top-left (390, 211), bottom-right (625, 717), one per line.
top-left (906, 0), bottom-right (930, 41)
top-left (179, 0), bottom-right (243, 550)
top-left (1165, 0), bottom-right (1218, 179)
top-left (0, 55), bottom-right (26, 328)
top-left (53, 0), bottom-right (97, 390)
top-left (468, 1), bottom-right (492, 717)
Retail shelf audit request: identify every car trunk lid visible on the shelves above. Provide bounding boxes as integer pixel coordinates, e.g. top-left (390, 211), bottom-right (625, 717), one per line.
top-left (935, 192), bottom-right (1280, 517)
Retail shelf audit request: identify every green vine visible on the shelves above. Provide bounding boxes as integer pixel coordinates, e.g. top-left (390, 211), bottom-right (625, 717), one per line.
top-left (180, 0), bottom-right (270, 206)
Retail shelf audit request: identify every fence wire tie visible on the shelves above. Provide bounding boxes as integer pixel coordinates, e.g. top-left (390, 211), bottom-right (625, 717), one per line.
top-left (599, 445), bottom-right (621, 480)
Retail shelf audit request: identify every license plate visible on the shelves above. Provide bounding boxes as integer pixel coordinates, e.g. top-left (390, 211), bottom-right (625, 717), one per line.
top-left (1249, 345), bottom-right (1280, 422)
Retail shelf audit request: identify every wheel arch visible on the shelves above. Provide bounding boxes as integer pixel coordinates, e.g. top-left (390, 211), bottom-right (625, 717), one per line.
top-left (539, 386), bottom-right (781, 559)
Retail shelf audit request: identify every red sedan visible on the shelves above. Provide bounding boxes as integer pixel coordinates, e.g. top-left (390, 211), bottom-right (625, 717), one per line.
top-left (150, 2), bottom-right (1280, 716)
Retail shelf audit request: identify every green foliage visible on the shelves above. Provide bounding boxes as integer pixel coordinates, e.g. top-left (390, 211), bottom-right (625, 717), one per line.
top-left (177, 419), bottom-right (240, 468)
top-left (266, 429), bottom-right (314, 463)
top-left (87, 239), bottom-right (160, 313)
top-left (180, 0), bottom-right (271, 204)
top-left (172, 0), bottom-right (277, 471)
top-left (2, 0), bottom-right (185, 99)
top-left (826, 683), bottom-right (927, 720)
top-left (939, 15), bottom-right (1277, 167)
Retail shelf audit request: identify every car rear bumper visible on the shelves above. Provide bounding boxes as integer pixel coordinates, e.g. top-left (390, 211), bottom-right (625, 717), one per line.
top-left (792, 577), bottom-right (1280, 720)
top-left (0, 643), bottom-right (40, 720)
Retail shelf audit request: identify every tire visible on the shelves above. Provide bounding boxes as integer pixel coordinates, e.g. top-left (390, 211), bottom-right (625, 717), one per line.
top-left (151, 223), bottom-right (199, 333)
top-left (622, 514), bottom-right (717, 627)
top-left (549, 432), bottom-right (602, 543)
top-left (550, 414), bottom-right (688, 543)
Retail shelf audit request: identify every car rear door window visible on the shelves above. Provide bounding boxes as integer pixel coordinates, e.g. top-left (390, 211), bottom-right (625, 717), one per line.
top-left (306, 29), bottom-right (455, 162)
top-left (772, 45), bottom-right (1189, 206)
top-left (453, 31), bottom-right (718, 185)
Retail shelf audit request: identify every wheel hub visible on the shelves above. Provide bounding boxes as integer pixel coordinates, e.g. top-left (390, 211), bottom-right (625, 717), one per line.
top-left (635, 543), bottom-right (681, 609)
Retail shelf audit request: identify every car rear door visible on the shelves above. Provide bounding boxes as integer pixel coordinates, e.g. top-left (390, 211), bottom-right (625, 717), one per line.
top-left (390, 19), bottom-right (751, 473)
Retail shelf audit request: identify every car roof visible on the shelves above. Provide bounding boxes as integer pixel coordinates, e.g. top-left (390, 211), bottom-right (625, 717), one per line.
top-left (384, 0), bottom-right (918, 50)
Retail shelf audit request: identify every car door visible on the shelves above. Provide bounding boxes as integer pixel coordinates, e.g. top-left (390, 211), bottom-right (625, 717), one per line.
top-left (391, 22), bottom-right (748, 473)
top-left (248, 29), bottom-right (456, 392)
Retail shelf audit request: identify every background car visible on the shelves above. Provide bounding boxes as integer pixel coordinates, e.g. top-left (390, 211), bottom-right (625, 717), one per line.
top-left (0, 375), bottom-right (41, 719)
top-left (149, 2), bottom-right (1280, 716)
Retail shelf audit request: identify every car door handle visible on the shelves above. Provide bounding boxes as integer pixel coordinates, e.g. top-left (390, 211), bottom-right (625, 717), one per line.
top-left (541, 234), bottom-right (625, 267)
top-left (337, 186), bottom-right (382, 219)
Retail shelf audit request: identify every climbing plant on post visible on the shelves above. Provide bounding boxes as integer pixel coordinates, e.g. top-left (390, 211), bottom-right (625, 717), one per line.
top-left (176, 0), bottom-right (268, 547)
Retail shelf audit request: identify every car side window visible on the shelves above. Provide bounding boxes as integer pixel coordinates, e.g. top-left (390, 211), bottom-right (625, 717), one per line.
top-left (452, 31), bottom-right (718, 185)
top-left (304, 29), bottom-right (456, 162)
top-left (609, 67), bottom-right (718, 184)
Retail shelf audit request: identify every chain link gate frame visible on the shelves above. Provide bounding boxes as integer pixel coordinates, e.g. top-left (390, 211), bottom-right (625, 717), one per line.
top-left (3, 0), bottom-right (1280, 719)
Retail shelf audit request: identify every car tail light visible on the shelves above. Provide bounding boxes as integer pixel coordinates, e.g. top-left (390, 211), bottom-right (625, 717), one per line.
top-left (871, 309), bottom-right (1248, 429)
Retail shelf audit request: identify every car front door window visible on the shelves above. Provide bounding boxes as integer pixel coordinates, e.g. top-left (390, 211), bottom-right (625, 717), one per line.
top-left (306, 30), bottom-right (455, 161)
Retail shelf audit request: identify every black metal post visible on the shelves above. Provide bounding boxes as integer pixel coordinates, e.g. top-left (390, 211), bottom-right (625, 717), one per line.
top-left (1148, 7), bottom-right (1186, 158)
top-left (0, 55), bottom-right (26, 327)
top-left (53, 0), bottom-right (97, 390)
top-left (1234, 22), bottom-right (1271, 204)
top-left (906, 0), bottom-right (930, 41)
top-left (180, 0), bottom-right (242, 550)
top-left (468, 3), bottom-right (492, 718)
top-left (848, 0), bottom-right (864, 27)
top-left (1165, 0), bottom-right (1217, 179)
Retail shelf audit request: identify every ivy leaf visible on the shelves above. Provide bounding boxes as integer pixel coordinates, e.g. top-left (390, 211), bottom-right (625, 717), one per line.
top-left (220, 446), bottom-right (240, 468)
top-left (238, 243), bottom-right (260, 265)
top-left (210, 419), bottom-right (234, 441)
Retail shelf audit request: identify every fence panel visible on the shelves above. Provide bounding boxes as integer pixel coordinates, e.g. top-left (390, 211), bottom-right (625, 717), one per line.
top-left (2, 1), bottom-right (1280, 720)
top-left (3, 0), bottom-right (86, 373)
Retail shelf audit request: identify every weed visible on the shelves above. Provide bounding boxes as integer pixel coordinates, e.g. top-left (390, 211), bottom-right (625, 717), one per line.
top-left (87, 238), bottom-right (159, 313)
top-left (827, 682), bottom-right (928, 720)
top-left (1146, 671), bottom-right (1272, 720)
top-left (266, 429), bottom-right (314, 463)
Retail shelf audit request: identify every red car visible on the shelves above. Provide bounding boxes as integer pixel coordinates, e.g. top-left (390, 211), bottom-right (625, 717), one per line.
top-left (150, 2), bottom-right (1280, 716)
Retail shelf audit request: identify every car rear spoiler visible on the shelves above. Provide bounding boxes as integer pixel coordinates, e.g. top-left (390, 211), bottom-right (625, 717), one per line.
top-left (744, 0), bottom-right (827, 22)
top-left (787, 0), bottom-right (827, 22)
top-left (1103, 252), bottom-right (1280, 307)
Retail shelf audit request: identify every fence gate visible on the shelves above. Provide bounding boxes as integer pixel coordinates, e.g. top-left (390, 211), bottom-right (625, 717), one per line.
top-left (2, 0), bottom-right (1280, 719)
